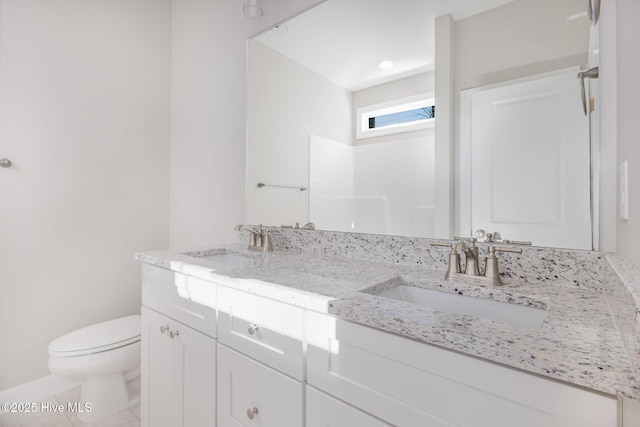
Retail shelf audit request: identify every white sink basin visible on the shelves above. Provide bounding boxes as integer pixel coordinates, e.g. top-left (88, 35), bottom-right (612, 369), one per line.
top-left (181, 249), bottom-right (257, 265)
top-left (198, 253), bottom-right (253, 263)
top-left (367, 284), bottom-right (546, 329)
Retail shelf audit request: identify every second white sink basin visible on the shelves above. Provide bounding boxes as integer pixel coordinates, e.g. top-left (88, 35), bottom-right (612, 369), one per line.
top-left (198, 253), bottom-right (253, 263)
top-left (180, 249), bottom-right (258, 265)
top-left (366, 284), bottom-right (546, 329)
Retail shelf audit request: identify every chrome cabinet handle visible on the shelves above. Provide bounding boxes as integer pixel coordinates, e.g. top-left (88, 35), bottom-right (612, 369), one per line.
top-left (246, 407), bottom-right (259, 420)
top-left (0, 159), bottom-right (12, 168)
top-left (247, 323), bottom-right (259, 335)
top-left (160, 325), bottom-right (170, 334)
top-left (169, 329), bottom-right (180, 339)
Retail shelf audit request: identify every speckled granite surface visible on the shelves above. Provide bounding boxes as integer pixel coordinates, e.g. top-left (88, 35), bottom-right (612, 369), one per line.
top-left (136, 229), bottom-right (640, 400)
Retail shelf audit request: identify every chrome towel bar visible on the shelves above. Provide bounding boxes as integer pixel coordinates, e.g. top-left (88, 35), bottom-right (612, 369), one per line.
top-left (257, 182), bottom-right (308, 191)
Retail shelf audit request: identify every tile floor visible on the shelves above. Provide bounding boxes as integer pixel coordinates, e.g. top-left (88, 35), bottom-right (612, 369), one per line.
top-left (0, 379), bottom-right (140, 427)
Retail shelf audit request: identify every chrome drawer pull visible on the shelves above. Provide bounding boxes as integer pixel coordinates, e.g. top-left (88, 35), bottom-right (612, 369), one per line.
top-left (247, 323), bottom-right (259, 335)
top-left (160, 325), bottom-right (170, 334)
top-left (247, 406), bottom-right (259, 420)
top-left (170, 329), bottom-right (180, 339)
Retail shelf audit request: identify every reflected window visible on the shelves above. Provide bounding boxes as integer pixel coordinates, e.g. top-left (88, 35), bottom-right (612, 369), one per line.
top-left (357, 93), bottom-right (435, 139)
top-left (368, 106), bottom-right (435, 129)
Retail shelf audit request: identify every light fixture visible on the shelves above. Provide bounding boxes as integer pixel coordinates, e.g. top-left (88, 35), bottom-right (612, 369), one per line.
top-left (244, 0), bottom-right (263, 19)
top-left (272, 23), bottom-right (288, 33)
top-left (378, 60), bottom-right (394, 70)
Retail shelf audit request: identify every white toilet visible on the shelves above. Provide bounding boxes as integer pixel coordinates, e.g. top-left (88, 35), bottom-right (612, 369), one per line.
top-left (48, 315), bottom-right (141, 422)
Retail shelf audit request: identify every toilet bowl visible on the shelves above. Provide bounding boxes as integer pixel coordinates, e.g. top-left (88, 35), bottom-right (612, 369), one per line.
top-left (48, 315), bottom-right (141, 422)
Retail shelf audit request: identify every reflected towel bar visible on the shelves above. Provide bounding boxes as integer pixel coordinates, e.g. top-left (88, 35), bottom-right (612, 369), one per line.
top-left (257, 182), bottom-right (308, 191)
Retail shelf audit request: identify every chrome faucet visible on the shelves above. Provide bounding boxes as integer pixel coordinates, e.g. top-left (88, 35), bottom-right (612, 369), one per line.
top-left (462, 238), bottom-right (480, 276)
top-left (431, 239), bottom-right (522, 286)
top-left (234, 224), bottom-right (273, 252)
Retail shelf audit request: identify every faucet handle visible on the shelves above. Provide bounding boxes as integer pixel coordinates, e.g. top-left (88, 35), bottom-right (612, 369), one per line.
top-left (492, 245), bottom-right (523, 255)
top-left (431, 241), bottom-right (454, 249)
top-left (431, 242), bottom-right (462, 279)
top-left (261, 229), bottom-right (273, 252)
top-left (484, 245), bottom-right (523, 284)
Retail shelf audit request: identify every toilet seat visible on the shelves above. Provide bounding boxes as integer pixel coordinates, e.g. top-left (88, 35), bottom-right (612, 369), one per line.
top-left (49, 315), bottom-right (140, 357)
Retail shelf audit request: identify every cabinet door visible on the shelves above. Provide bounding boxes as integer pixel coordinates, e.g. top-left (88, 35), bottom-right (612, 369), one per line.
top-left (307, 312), bottom-right (618, 427)
top-left (142, 307), bottom-right (174, 427)
top-left (217, 344), bottom-right (303, 427)
top-left (307, 386), bottom-right (392, 427)
top-left (141, 307), bottom-right (216, 427)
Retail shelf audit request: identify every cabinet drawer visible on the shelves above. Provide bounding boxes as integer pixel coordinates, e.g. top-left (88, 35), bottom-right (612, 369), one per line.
top-left (307, 312), bottom-right (617, 427)
top-left (307, 386), bottom-right (391, 427)
top-left (142, 264), bottom-right (217, 338)
top-left (217, 344), bottom-right (304, 427)
top-left (217, 285), bottom-right (305, 380)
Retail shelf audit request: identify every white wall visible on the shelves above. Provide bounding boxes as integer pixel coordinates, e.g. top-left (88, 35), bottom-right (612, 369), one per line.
top-left (170, 0), bottom-right (247, 248)
top-left (170, 0), bottom-right (322, 247)
top-left (310, 135), bottom-right (436, 236)
top-left (0, 0), bottom-right (171, 389)
top-left (615, 0), bottom-right (640, 267)
top-left (309, 135), bottom-right (355, 232)
top-left (245, 39), bottom-right (352, 227)
top-left (453, 0), bottom-right (589, 91)
top-left (354, 137), bottom-right (436, 236)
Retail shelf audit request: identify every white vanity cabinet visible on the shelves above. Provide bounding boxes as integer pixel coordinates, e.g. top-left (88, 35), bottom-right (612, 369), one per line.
top-left (140, 261), bottom-right (626, 427)
top-left (216, 285), bottom-right (306, 426)
top-left (141, 265), bottom-right (218, 427)
top-left (306, 311), bottom-right (618, 427)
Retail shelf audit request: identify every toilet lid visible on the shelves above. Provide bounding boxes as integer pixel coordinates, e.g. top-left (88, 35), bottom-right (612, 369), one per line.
top-left (49, 315), bottom-right (141, 357)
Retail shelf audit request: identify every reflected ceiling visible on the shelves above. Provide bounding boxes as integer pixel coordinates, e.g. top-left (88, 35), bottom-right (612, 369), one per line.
top-left (256, 0), bottom-right (515, 91)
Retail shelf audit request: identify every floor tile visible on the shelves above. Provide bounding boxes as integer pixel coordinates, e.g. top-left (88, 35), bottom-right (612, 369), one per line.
top-left (128, 405), bottom-right (140, 422)
top-left (70, 410), bottom-right (139, 427)
top-left (25, 413), bottom-right (72, 427)
top-left (2, 379), bottom-right (140, 427)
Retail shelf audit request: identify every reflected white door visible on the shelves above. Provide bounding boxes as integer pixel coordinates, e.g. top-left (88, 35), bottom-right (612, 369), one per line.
top-left (460, 69), bottom-right (591, 249)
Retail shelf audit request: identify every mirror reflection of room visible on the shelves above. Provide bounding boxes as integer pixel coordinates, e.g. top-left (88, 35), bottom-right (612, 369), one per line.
top-left (246, 0), bottom-right (594, 250)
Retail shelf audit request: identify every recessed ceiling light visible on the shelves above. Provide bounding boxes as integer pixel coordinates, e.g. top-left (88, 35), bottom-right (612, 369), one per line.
top-left (272, 23), bottom-right (288, 33)
top-left (378, 60), bottom-right (394, 70)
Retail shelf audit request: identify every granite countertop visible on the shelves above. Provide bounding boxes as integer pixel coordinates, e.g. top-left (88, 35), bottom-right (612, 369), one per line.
top-left (136, 243), bottom-right (639, 400)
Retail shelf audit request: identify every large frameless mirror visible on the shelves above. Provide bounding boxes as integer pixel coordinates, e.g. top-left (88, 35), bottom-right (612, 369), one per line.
top-left (246, 0), bottom-right (597, 250)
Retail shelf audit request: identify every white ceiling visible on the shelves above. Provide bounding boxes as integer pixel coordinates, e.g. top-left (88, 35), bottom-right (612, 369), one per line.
top-left (255, 0), bottom-right (515, 92)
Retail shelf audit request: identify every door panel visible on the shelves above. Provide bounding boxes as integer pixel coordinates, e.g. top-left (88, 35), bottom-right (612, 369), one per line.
top-left (462, 70), bottom-right (591, 249)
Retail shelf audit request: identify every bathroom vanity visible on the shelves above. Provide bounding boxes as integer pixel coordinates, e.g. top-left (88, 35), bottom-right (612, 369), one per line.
top-left (137, 229), bottom-right (640, 426)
